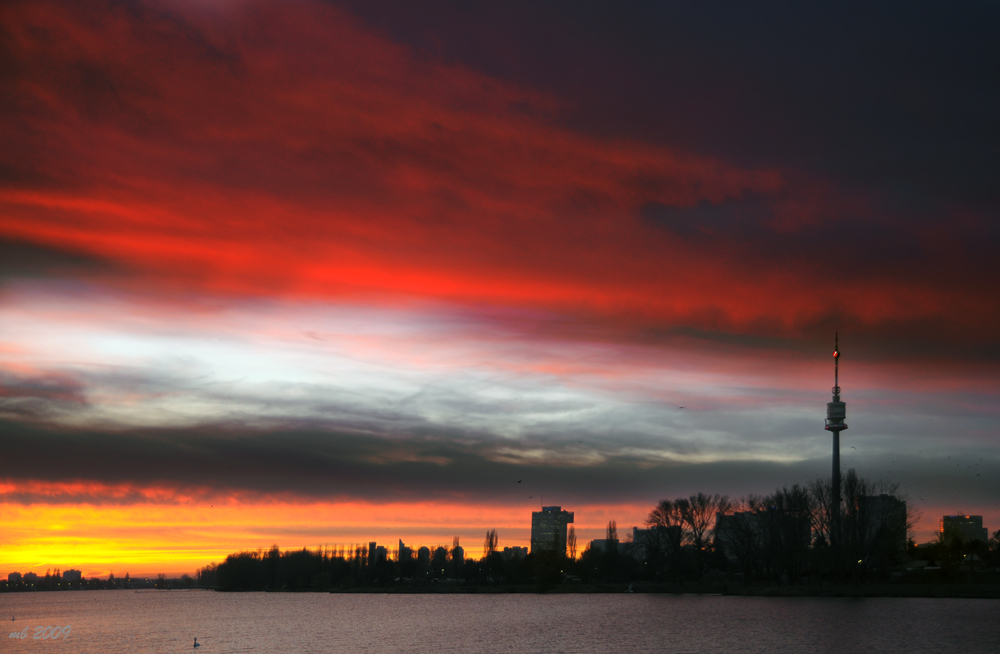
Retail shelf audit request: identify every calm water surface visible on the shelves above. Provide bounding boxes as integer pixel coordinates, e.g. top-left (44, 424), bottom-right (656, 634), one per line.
top-left (2, 591), bottom-right (998, 653)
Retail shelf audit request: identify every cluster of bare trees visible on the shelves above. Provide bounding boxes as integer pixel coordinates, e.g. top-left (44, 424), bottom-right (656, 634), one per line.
top-left (645, 492), bottom-right (731, 580)
top-left (643, 470), bottom-right (914, 584)
top-left (211, 539), bottom-right (480, 591)
top-left (829, 470), bottom-right (911, 579)
top-left (714, 486), bottom-right (813, 583)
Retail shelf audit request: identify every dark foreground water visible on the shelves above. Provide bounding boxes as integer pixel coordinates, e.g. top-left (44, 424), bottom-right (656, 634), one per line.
top-left (2, 591), bottom-right (998, 653)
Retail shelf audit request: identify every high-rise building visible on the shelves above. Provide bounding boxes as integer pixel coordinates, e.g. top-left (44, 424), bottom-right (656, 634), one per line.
top-left (716, 507), bottom-right (811, 562)
top-left (501, 546), bottom-right (527, 560)
top-left (588, 538), bottom-right (619, 553)
top-left (7, 572), bottom-right (21, 584)
top-left (530, 506), bottom-right (574, 554)
top-left (628, 527), bottom-right (656, 562)
top-left (62, 569), bottom-right (82, 582)
top-left (941, 515), bottom-right (989, 544)
top-left (860, 494), bottom-right (908, 558)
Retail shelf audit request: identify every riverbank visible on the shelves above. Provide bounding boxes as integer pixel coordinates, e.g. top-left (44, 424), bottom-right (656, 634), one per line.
top-left (6, 582), bottom-right (996, 598)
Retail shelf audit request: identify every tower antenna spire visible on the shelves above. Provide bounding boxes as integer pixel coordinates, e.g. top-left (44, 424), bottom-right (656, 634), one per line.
top-left (833, 332), bottom-right (840, 401)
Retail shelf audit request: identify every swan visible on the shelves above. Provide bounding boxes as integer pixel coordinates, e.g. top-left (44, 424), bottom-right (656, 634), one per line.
top-left (194, 637), bottom-right (201, 648)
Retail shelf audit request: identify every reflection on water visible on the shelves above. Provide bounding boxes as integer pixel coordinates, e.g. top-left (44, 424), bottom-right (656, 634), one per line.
top-left (2, 591), bottom-right (998, 653)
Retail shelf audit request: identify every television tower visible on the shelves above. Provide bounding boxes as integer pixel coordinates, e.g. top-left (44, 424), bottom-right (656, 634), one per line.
top-left (824, 333), bottom-right (847, 560)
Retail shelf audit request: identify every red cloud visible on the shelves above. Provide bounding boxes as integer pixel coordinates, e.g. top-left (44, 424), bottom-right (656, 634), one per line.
top-left (0, 0), bottom-right (995, 344)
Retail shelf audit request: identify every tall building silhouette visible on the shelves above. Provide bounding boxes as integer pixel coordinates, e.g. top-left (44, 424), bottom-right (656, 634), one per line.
top-left (941, 515), bottom-right (989, 544)
top-left (530, 506), bottom-right (574, 554)
top-left (502, 546), bottom-right (527, 560)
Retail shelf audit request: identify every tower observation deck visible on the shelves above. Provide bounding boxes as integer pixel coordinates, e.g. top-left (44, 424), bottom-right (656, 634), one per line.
top-left (825, 333), bottom-right (848, 436)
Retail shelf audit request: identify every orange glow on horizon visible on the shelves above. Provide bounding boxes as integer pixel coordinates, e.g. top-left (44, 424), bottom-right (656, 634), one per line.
top-left (0, 492), bottom-right (653, 578)
top-left (0, 480), bottom-right (958, 578)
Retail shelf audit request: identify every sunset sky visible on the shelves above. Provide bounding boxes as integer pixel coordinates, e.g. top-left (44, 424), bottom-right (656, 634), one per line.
top-left (2, 1), bottom-right (998, 577)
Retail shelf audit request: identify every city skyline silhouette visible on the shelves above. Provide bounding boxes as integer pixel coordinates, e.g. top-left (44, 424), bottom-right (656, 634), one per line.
top-left (1, 0), bottom-right (998, 580)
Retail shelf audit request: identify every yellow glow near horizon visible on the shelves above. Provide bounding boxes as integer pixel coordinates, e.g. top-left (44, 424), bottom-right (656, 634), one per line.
top-left (3, 488), bottom-right (956, 579)
top-left (0, 499), bottom-right (650, 578)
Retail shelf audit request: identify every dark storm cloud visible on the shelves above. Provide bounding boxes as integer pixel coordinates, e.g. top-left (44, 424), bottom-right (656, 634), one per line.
top-left (0, 417), bottom-right (802, 504)
top-left (3, 418), bottom-right (995, 517)
top-left (0, 370), bottom-right (88, 420)
top-left (642, 197), bottom-right (773, 240)
top-left (330, 0), bottom-right (1000, 356)
top-left (341, 1), bottom-right (1000, 204)
top-left (639, 193), bottom-right (964, 280)
top-left (0, 237), bottom-right (120, 281)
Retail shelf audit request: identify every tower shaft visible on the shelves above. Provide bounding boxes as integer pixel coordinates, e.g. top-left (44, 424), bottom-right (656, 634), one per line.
top-left (832, 429), bottom-right (840, 534)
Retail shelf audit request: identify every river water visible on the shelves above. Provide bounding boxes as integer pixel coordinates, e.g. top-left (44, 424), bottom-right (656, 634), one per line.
top-left (2, 591), bottom-right (997, 653)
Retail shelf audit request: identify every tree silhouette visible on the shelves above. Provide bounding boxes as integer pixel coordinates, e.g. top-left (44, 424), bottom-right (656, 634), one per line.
top-left (841, 470), bottom-right (911, 581)
top-left (484, 529), bottom-right (498, 557)
top-left (646, 499), bottom-right (686, 581)
top-left (680, 493), bottom-right (730, 577)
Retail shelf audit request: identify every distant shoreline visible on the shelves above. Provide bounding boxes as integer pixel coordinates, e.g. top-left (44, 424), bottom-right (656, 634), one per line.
top-left (5, 583), bottom-right (999, 599)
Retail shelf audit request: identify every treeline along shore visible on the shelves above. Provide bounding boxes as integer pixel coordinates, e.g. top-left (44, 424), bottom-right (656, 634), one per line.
top-left (194, 470), bottom-right (1000, 597)
top-left (5, 470), bottom-right (998, 597)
